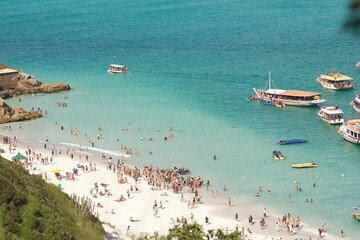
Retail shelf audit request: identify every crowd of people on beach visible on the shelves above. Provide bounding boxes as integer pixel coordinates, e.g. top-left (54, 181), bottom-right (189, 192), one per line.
top-left (0, 100), bottom-right (344, 240)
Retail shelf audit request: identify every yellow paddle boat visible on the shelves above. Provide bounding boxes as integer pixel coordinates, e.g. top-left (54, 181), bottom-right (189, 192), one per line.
top-left (291, 162), bottom-right (318, 168)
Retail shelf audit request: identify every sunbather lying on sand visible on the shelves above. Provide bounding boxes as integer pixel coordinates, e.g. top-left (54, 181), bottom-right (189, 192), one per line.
top-left (130, 216), bottom-right (140, 222)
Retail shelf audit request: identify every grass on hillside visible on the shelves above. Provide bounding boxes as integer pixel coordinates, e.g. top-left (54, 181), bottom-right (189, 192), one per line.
top-left (0, 156), bottom-right (104, 240)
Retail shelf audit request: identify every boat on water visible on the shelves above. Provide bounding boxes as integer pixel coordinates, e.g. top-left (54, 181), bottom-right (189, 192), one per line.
top-left (108, 56), bottom-right (128, 74)
top-left (316, 72), bottom-right (354, 90)
top-left (178, 168), bottom-right (191, 175)
top-left (338, 119), bottom-right (360, 144)
top-left (350, 95), bottom-right (360, 113)
top-left (263, 100), bottom-right (285, 108)
top-left (277, 139), bottom-right (308, 145)
top-left (317, 106), bottom-right (344, 124)
top-left (353, 207), bottom-right (360, 222)
top-left (291, 162), bottom-right (318, 168)
top-left (273, 150), bottom-right (284, 160)
top-left (253, 72), bottom-right (326, 106)
top-left (356, 62), bottom-right (360, 69)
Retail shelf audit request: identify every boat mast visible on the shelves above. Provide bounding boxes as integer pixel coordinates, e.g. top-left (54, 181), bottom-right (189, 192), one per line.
top-left (113, 56), bottom-right (115, 64)
top-left (269, 71), bottom-right (271, 89)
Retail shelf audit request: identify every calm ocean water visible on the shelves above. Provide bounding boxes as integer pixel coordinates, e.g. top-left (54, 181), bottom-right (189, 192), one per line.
top-left (2, 0), bottom-right (360, 238)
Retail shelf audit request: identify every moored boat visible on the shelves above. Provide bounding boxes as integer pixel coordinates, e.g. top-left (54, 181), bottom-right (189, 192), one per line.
top-left (253, 72), bottom-right (326, 106)
top-left (277, 139), bottom-right (308, 145)
top-left (339, 119), bottom-right (360, 144)
top-left (263, 100), bottom-right (285, 108)
top-left (291, 162), bottom-right (318, 168)
top-left (316, 72), bottom-right (354, 90)
top-left (350, 95), bottom-right (360, 113)
top-left (108, 56), bottom-right (128, 74)
top-left (178, 168), bottom-right (191, 175)
top-left (317, 106), bottom-right (344, 124)
top-left (356, 62), bottom-right (360, 69)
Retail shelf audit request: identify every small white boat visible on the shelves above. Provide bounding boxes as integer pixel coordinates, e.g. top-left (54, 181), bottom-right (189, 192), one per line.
top-left (339, 120), bottom-right (360, 144)
top-left (317, 106), bottom-right (344, 124)
top-left (350, 95), bottom-right (360, 113)
top-left (253, 72), bottom-right (326, 106)
top-left (108, 56), bottom-right (128, 74)
top-left (316, 72), bottom-right (354, 90)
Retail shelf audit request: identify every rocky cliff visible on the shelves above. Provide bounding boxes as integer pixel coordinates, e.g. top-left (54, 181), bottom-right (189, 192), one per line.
top-left (0, 72), bottom-right (70, 99)
top-left (0, 98), bottom-right (41, 123)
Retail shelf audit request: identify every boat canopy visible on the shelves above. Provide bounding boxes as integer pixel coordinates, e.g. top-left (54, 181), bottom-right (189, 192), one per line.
top-left (320, 74), bottom-right (353, 81)
top-left (321, 107), bottom-right (344, 115)
top-left (276, 90), bottom-right (321, 97)
top-left (109, 64), bottom-right (126, 68)
top-left (264, 89), bottom-right (287, 94)
top-left (348, 119), bottom-right (360, 125)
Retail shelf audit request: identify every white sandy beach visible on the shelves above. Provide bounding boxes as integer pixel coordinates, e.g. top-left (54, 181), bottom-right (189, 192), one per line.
top-left (0, 138), bottom-right (343, 240)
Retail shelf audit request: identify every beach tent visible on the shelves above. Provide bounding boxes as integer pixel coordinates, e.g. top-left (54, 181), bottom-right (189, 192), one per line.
top-left (12, 153), bottom-right (27, 161)
top-left (51, 169), bottom-right (61, 173)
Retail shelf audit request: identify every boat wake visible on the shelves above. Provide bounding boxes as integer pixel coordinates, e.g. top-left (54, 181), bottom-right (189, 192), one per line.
top-left (59, 142), bottom-right (129, 158)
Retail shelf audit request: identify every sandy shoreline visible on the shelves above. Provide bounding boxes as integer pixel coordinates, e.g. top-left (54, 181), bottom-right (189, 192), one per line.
top-left (0, 132), bottom-right (344, 240)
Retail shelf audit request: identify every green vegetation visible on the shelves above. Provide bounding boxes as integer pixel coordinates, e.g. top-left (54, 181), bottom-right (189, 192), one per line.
top-left (140, 223), bottom-right (243, 240)
top-left (0, 62), bottom-right (17, 70)
top-left (0, 156), bottom-right (104, 240)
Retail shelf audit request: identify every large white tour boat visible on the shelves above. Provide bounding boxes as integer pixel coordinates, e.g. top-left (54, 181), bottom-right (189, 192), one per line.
top-left (317, 106), bottom-right (344, 124)
top-left (316, 72), bottom-right (354, 90)
top-left (253, 72), bottom-right (326, 106)
top-left (350, 95), bottom-right (360, 113)
top-left (339, 120), bottom-right (360, 144)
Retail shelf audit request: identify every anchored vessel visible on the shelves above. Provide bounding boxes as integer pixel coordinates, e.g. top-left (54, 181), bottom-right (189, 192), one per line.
top-left (339, 120), bottom-right (360, 144)
top-left (108, 56), bottom-right (128, 74)
top-left (277, 139), bottom-right (308, 145)
top-left (316, 72), bottom-right (354, 90)
top-left (317, 106), bottom-right (344, 124)
top-left (253, 72), bottom-right (326, 106)
top-left (350, 95), bottom-right (360, 113)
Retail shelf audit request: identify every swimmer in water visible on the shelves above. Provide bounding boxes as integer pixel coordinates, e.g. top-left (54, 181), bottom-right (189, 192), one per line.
top-left (213, 154), bottom-right (216, 160)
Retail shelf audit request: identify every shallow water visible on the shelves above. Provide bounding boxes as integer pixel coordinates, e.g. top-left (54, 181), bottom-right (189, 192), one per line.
top-left (1, 0), bottom-right (360, 238)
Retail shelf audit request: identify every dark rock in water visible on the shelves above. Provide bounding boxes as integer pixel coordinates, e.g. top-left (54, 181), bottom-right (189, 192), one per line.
top-left (0, 64), bottom-right (67, 123)
top-left (0, 70), bottom-right (70, 99)
top-left (0, 102), bottom-right (41, 123)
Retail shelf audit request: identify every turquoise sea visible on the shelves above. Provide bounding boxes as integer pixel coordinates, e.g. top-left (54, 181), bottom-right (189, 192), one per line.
top-left (2, 0), bottom-right (360, 238)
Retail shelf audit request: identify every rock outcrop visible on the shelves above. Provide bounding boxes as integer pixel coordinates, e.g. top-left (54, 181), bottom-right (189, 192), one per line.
top-left (0, 72), bottom-right (70, 99)
top-left (0, 98), bottom-right (41, 123)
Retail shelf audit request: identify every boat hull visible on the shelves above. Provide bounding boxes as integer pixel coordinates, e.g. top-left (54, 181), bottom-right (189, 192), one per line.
top-left (278, 139), bottom-right (308, 145)
top-left (253, 88), bottom-right (326, 106)
top-left (319, 82), bottom-right (353, 90)
top-left (291, 163), bottom-right (318, 168)
top-left (353, 102), bottom-right (360, 113)
top-left (316, 112), bottom-right (344, 124)
top-left (339, 124), bottom-right (360, 144)
top-left (108, 70), bottom-right (128, 74)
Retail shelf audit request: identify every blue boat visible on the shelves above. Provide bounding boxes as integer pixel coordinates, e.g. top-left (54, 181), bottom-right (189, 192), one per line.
top-left (277, 139), bottom-right (308, 145)
top-left (263, 100), bottom-right (285, 108)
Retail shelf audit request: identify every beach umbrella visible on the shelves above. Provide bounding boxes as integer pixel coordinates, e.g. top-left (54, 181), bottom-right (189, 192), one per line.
top-left (12, 153), bottom-right (27, 160)
top-left (51, 169), bottom-right (61, 173)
